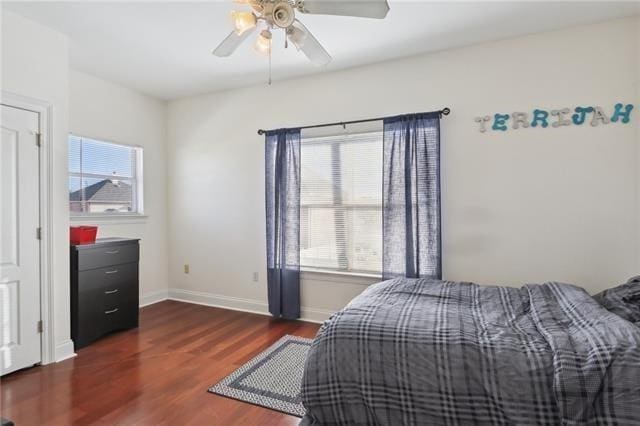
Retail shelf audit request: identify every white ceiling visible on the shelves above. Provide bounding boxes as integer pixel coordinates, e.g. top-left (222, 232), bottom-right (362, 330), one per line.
top-left (4, 1), bottom-right (638, 100)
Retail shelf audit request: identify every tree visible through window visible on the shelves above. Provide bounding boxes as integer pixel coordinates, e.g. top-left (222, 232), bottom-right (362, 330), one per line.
top-left (300, 131), bottom-right (382, 275)
top-left (68, 135), bottom-right (143, 215)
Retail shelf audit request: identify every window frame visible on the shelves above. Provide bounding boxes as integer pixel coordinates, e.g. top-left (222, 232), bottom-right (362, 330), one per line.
top-left (68, 133), bottom-right (145, 218)
top-left (300, 130), bottom-right (383, 277)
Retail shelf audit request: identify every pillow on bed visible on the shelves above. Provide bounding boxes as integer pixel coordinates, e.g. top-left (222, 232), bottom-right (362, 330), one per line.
top-left (594, 277), bottom-right (640, 326)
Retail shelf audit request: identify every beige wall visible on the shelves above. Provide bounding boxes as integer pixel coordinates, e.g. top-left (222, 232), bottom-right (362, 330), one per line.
top-left (3, 9), bottom-right (638, 335)
top-left (1, 10), bottom-right (170, 360)
top-left (636, 18), bottom-right (640, 275)
top-left (68, 70), bottom-right (169, 305)
top-left (167, 17), bottom-right (640, 321)
top-left (1, 10), bottom-right (73, 360)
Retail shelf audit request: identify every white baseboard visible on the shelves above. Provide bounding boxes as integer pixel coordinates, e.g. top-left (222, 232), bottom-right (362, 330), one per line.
top-left (140, 289), bottom-right (169, 307)
top-left (168, 288), bottom-right (269, 315)
top-left (300, 306), bottom-right (335, 324)
top-left (167, 288), bottom-right (334, 324)
top-left (52, 289), bottom-right (329, 365)
top-left (55, 339), bottom-right (76, 362)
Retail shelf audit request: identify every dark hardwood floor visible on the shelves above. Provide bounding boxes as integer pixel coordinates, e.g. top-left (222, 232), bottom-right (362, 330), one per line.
top-left (1, 300), bottom-right (321, 425)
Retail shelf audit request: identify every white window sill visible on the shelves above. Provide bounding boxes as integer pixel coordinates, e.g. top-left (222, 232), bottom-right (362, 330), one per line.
top-left (70, 214), bottom-right (148, 225)
top-left (301, 268), bottom-right (382, 286)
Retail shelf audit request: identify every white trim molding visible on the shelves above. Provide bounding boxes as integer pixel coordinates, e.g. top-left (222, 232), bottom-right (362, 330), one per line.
top-left (299, 306), bottom-right (335, 324)
top-left (140, 289), bottom-right (169, 307)
top-left (166, 288), bottom-right (334, 324)
top-left (1, 91), bottom-right (56, 366)
top-left (55, 340), bottom-right (76, 362)
top-left (70, 214), bottom-right (149, 225)
top-left (301, 269), bottom-right (380, 286)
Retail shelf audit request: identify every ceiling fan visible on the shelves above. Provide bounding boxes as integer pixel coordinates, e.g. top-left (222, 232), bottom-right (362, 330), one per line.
top-left (212, 0), bottom-right (390, 67)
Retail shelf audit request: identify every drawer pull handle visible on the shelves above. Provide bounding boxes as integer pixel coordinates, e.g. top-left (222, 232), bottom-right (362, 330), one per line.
top-left (104, 289), bottom-right (119, 294)
top-left (105, 308), bottom-right (119, 314)
top-left (105, 270), bottom-right (119, 274)
top-left (105, 250), bottom-right (120, 254)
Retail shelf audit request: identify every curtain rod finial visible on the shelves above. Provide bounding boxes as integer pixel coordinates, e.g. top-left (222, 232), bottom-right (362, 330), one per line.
top-left (441, 107), bottom-right (451, 116)
top-left (258, 129), bottom-right (266, 135)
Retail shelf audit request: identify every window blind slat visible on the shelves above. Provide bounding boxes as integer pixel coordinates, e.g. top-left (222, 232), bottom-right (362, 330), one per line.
top-left (68, 136), bottom-right (141, 214)
top-left (300, 131), bottom-right (382, 274)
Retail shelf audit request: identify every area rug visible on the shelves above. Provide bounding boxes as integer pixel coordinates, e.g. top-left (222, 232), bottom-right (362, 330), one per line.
top-left (208, 335), bottom-right (313, 417)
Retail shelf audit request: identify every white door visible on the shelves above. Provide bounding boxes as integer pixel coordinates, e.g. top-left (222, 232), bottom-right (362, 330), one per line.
top-left (0, 104), bottom-right (42, 375)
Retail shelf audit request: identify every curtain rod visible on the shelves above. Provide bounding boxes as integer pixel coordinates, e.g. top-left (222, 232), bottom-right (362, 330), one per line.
top-left (257, 108), bottom-right (450, 135)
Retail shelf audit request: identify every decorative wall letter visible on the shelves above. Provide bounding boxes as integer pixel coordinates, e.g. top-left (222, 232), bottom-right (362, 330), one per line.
top-left (590, 106), bottom-right (610, 126)
top-left (492, 114), bottom-right (510, 131)
top-left (474, 116), bottom-right (491, 133)
top-left (475, 102), bottom-right (633, 133)
top-left (511, 112), bottom-right (530, 129)
top-left (550, 108), bottom-right (572, 128)
top-left (530, 109), bottom-right (549, 128)
top-left (572, 106), bottom-right (594, 125)
top-left (611, 103), bottom-right (634, 123)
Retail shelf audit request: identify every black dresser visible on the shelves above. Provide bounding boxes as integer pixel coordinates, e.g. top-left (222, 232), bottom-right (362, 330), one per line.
top-left (71, 238), bottom-right (140, 349)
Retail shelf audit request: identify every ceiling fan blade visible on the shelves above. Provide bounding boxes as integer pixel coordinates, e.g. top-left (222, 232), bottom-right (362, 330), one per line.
top-left (287, 20), bottom-right (332, 66)
top-left (212, 28), bottom-right (255, 57)
top-left (298, 0), bottom-right (389, 19)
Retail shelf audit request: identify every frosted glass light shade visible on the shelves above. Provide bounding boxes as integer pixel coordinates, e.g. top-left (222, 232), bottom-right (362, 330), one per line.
top-left (231, 11), bottom-right (257, 35)
top-left (254, 29), bottom-right (272, 55)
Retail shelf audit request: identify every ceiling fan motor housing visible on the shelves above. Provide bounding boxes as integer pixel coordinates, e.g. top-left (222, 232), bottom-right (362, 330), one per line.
top-left (271, 1), bottom-right (295, 28)
top-left (249, 0), bottom-right (264, 14)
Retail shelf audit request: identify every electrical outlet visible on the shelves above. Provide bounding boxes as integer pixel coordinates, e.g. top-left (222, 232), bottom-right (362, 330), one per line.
top-left (184, 264), bottom-right (190, 274)
top-left (252, 272), bottom-right (259, 282)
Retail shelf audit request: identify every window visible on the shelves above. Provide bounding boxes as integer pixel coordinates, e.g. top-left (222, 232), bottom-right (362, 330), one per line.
top-left (300, 130), bottom-right (382, 275)
top-left (68, 135), bottom-right (143, 215)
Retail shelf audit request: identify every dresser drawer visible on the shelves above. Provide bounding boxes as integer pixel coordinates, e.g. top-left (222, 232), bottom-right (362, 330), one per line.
top-left (75, 298), bottom-right (138, 348)
top-left (76, 243), bottom-right (139, 271)
top-left (77, 263), bottom-right (137, 318)
top-left (77, 262), bottom-right (138, 293)
top-left (101, 298), bottom-right (138, 332)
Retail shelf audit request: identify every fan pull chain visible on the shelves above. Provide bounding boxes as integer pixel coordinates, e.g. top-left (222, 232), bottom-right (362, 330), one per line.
top-left (268, 44), bottom-right (272, 85)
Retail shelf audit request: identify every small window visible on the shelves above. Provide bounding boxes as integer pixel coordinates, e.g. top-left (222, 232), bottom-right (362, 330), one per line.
top-left (300, 129), bottom-right (383, 275)
top-left (68, 135), bottom-right (143, 215)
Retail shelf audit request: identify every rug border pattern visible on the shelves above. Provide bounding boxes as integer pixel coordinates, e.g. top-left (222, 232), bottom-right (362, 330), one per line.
top-left (208, 334), bottom-right (313, 417)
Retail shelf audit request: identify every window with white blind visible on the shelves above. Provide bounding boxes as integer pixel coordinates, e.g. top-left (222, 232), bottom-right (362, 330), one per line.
top-left (300, 130), bottom-right (383, 275)
top-left (68, 135), bottom-right (143, 215)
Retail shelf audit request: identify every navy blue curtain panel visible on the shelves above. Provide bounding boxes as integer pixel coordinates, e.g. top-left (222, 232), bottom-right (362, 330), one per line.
top-left (382, 113), bottom-right (441, 280)
top-left (265, 128), bottom-right (301, 319)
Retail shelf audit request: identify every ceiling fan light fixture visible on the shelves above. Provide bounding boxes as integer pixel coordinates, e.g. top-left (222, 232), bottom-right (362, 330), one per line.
top-left (235, 0), bottom-right (264, 13)
top-left (230, 10), bottom-right (257, 35)
top-left (254, 29), bottom-right (272, 55)
top-left (213, 0), bottom-right (389, 71)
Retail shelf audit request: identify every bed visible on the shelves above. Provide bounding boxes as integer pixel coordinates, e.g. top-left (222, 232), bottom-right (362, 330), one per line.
top-left (301, 278), bottom-right (640, 425)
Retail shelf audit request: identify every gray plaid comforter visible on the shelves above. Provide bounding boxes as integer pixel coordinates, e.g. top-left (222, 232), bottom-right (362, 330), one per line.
top-left (301, 278), bottom-right (640, 425)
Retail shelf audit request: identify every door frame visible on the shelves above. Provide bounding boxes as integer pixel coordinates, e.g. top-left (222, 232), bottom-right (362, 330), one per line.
top-left (1, 90), bottom-right (55, 365)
